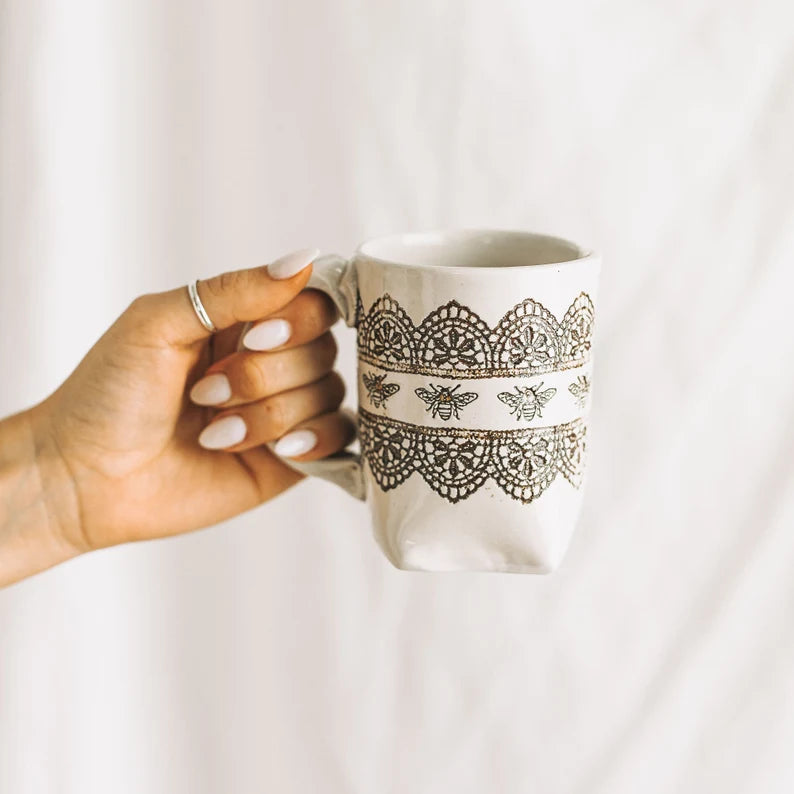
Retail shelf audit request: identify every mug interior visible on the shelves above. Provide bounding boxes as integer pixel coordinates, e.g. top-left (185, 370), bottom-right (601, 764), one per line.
top-left (357, 229), bottom-right (589, 270)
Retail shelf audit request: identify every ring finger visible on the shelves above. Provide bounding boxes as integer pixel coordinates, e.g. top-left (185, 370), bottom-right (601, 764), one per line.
top-left (198, 372), bottom-right (346, 452)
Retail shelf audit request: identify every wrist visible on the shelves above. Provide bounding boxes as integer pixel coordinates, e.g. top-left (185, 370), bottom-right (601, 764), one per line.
top-left (0, 404), bottom-right (83, 587)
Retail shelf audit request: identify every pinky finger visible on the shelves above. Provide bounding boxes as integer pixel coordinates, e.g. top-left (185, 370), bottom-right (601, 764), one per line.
top-left (271, 410), bottom-right (357, 462)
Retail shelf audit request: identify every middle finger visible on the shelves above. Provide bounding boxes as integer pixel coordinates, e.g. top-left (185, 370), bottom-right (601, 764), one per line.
top-left (241, 289), bottom-right (339, 352)
top-left (191, 331), bottom-right (337, 407)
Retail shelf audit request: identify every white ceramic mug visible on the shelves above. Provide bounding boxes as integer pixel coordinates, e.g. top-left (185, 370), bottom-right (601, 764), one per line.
top-left (281, 230), bottom-right (600, 573)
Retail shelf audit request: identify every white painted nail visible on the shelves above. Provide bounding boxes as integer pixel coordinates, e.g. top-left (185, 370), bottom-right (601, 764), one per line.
top-left (198, 415), bottom-right (247, 450)
top-left (190, 373), bottom-right (232, 406)
top-left (273, 429), bottom-right (318, 458)
top-left (267, 247), bottom-right (319, 280)
top-left (243, 318), bottom-right (292, 351)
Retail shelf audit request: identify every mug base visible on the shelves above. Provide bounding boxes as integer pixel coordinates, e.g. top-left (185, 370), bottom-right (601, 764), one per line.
top-left (386, 556), bottom-right (555, 575)
top-left (375, 535), bottom-right (568, 575)
top-left (370, 478), bottom-right (580, 575)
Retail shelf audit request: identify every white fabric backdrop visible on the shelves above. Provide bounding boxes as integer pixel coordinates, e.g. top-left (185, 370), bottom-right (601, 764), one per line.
top-left (2, 1), bottom-right (794, 791)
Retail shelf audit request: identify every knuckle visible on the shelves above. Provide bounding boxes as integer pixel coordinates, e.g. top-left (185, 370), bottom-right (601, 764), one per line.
top-left (203, 275), bottom-right (226, 300)
top-left (207, 269), bottom-right (249, 299)
top-left (302, 308), bottom-right (326, 340)
top-left (318, 331), bottom-right (338, 364)
top-left (125, 293), bottom-right (155, 319)
top-left (234, 268), bottom-right (257, 292)
top-left (217, 271), bottom-right (239, 294)
top-left (324, 413), bottom-right (355, 454)
top-left (320, 293), bottom-right (340, 324)
top-left (120, 293), bottom-right (159, 336)
top-left (262, 396), bottom-right (289, 439)
top-left (325, 371), bottom-right (346, 405)
top-left (341, 415), bottom-right (358, 445)
top-left (218, 271), bottom-right (238, 294)
top-left (235, 356), bottom-right (267, 400)
top-left (303, 291), bottom-right (338, 335)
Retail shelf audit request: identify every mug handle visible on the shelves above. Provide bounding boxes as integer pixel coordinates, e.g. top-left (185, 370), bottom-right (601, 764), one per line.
top-left (267, 254), bottom-right (366, 500)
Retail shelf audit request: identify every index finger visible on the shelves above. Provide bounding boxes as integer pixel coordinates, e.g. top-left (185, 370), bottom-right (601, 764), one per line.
top-left (138, 248), bottom-right (320, 346)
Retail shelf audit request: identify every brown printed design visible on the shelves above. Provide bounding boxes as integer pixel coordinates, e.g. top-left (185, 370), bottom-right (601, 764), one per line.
top-left (415, 384), bottom-right (478, 421)
top-left (362, 371), bottom-right (400, 409)
top-left (356, 292), bottom-right (594, 378)
top-left (568, 375), bottom-right (591, 409)
top-left (358, 407), bottom-right (586, 505)
top-left (497, 383), bottom-right (556, 422)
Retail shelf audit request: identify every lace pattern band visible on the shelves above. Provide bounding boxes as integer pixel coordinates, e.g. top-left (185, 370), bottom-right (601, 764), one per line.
top-left (358, 408), bottom-right (587, 504)
top-left (356, 292), bottom-right (594, 378)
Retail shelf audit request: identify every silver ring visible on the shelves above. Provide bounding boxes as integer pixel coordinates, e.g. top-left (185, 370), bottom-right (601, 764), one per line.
top-left (187, 280), bottom-right (217, 334)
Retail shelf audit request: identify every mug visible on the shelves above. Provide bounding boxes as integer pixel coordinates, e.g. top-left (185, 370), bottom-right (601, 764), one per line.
top-left (279, 230), bottom-right (600, 573)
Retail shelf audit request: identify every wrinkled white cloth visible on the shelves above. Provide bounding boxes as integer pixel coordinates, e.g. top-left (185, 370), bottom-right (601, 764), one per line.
top-left (2, 1), bottom-right (794, 792)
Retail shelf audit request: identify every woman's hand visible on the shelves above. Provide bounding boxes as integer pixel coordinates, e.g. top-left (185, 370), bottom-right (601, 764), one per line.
top-left (1, 249), bottom-right (354, 585)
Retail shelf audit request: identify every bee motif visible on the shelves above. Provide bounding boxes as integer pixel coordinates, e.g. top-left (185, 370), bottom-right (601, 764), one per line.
top-left (568, 375), bottom-right (591, 409)
top-left (415, 383), bottom-right (478, 421)
top-left (497, 383), bottom-right (557, 422)
top-left (362, 372), bottom-right (401, 408)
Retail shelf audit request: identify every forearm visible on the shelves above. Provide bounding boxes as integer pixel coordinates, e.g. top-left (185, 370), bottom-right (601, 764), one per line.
top-left (0, 408), bottom-right (81, 587)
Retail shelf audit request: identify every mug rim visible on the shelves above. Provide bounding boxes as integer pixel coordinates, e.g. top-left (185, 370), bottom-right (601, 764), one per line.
top-left (354, 228), bottom-right (597, 273)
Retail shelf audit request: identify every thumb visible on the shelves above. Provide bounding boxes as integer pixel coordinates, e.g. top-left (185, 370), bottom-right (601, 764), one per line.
top-left (133, 248), bottom-right (320, 346)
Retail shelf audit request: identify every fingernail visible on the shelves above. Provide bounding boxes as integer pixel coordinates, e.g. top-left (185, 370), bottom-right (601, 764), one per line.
top-left (243, 318), bottom-right (292, 351)
top-left (190, 373), bottom-right (232, 405)
top-left (198, 415), bottom-right (247, 450)
top-left (273, 429), bottom-right (318, 458)
top-left (267, 247), bottom-right (319, 280)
